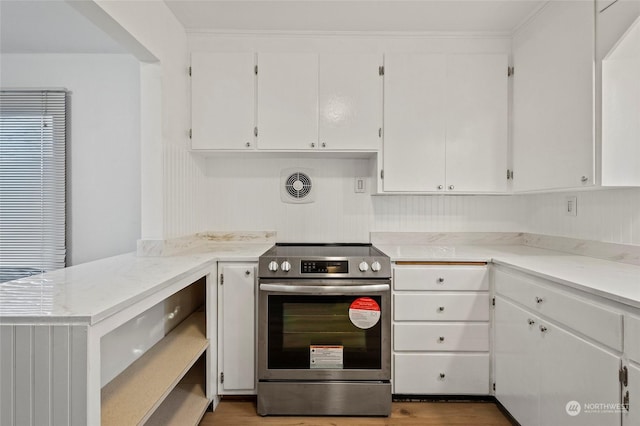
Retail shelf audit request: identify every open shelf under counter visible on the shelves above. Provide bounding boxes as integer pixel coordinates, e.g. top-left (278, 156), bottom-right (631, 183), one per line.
top-left (101, 311), bottom-right (208, 426)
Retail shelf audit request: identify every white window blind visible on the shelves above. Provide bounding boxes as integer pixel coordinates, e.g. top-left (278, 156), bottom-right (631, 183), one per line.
top-left (0, 90), bottom-right (67, 283)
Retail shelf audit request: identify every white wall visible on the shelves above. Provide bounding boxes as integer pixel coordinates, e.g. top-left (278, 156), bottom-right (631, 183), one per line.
top-left (522, 189), bottom-right (640, 245)
top-left (0, 54), bottom-right (141, 265)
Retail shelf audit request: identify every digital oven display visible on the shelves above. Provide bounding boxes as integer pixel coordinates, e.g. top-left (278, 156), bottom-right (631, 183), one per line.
top-left (301, 260), bottom-right (349, 274)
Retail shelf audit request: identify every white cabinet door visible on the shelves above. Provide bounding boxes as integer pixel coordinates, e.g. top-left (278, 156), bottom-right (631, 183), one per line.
top-left (445, 54), bottom-right (508, 192)
top-left (494, 296), bottom-right (540, 426)
top-left (538, 320), bottom-right (620, 426)
top-left (318, 53), bottom-right (382, 150)
top-left (512, 1), bottom-right (595, 191)
top-left (191, 52), bottom-right (256, 150)
top-left (383, 53), bottom-right (447, 192)
top-left (257, 53), bottom-right (318, 150)
top-left (623, 362), bottom-right (640, 426)
top-left (218, 263), bottom-right (256, 394)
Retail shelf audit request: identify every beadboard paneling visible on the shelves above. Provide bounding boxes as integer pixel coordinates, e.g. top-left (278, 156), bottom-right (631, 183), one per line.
top-left (0, 324), bottom-right (88, 426)
top-left (522, 188), bottom-right (640, 245)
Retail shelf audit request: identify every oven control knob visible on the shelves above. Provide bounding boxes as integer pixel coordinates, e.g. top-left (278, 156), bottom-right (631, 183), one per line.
top-left (371, 261), bottom-right (382, 272)
top-left (359, 261), bottom-right (369, 272)
top-left (281, 261), bottom-right (291, 272)
top-left (268, 261), bottom-right (279, 272)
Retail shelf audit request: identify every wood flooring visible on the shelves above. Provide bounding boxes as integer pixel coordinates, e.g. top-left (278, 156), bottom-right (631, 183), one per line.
top-left (199, 398), bottom-right (514, 426)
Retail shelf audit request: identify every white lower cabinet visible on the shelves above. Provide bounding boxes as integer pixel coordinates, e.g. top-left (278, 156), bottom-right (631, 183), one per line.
top-left (217, 263), bottom-right (257, 394)
top-left (392, 263), bottom-right (490, 394)
top-left (495, 293), bottom-right (621, 426)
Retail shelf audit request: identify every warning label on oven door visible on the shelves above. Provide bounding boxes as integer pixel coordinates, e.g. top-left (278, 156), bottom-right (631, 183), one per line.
top-left (349, 297), bottom-right (381, 329)
top-left (310, 345), bottom-right (344, 369)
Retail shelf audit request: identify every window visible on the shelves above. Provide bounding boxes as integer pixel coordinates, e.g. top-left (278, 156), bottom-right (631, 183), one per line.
top-left (0, 90), bottom-right (67, 283)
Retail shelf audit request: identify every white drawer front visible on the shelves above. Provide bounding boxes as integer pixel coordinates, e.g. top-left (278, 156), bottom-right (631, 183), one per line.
top-left (394, 294), bottom-right (490, 321)
top-left (494, 268), bottom-right (622, 351)
top-left (394, 323), bottom-right (489, 351)
top-left (394, 353), bottom-right (489, 394)
top-left (625, 314), bottom-right (640, 363)
top-left (394, 266), bottom-right (488, 291)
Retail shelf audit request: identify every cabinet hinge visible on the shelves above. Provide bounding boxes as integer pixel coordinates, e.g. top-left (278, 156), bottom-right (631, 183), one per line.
top-left (493, 382), bottom-right (496, 391)
top-left (507, 66), bottom-right (514, 77)
top-left (507, 169), bottom-right (514, 180)
top-left (254, 127), bottom-right (258, 137)
top-left (188, 66), bottom-right (192, 76)
top-left (254, 65), bottom-right (258, 75)
top-left (189, 129), bottom-right (192, 139)
top-left (220, 274), bottom-right (224, 285)
top-left (380, 170), bottom-right (384, 180)
top-left (620, 365), bottom-right (629, 387)
top-left (624, 390), bottom-right (630, 411)
top-left (379, 66), bottom-right (384, 76)
top-left (220, 372), bottom-right (224, 383)
top-left (492, 297), bottom-right (496, 307)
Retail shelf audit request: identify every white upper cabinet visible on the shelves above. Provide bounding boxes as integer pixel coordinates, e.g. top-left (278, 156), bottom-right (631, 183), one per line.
top-left (257, 52), bottom-right (382, 150)
top-left (257, 53), bottom-right (319, 150)
top-left (191, 52), bottom-right (256, 150)
top-left (383, 53), bottom-right (447, 192)
top-left (319, 54), bottom-right (382, 150)
top-left (383, 53), bottom-right (508, 193)
top-left (445, 54), bottom-right (508, 193)
top-left (512, 1), bottom-right (595, 192)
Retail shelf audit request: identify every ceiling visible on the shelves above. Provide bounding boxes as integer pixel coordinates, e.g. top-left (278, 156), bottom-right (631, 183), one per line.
top-left (0, 0), bottom-right (126, 54)
top-left (164, 0), bottom-right (545, 33)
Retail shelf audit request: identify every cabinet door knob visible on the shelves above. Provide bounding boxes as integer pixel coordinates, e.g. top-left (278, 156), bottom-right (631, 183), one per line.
top-left (245, 142), bottom-right (251, 148)
top-left (439, 373), bottom-right (446, 379)
top-left (535, 297), bottom-right (544, 304)
top-left (245, 270), bottom-right (251, 276)
top-left (311, 142), bottom-right (316, 148)
top-left (321, 142), bottom-right (326, 148)
top-left (581, 176), bottom-right (588, 183)
top-left (438, 336), bottom-right (445, 342)
top-left (438, 306), bottom-right (445, 312)
top-left (448, 185), bottom-right (455, 190)
top-left (438, 185), bottom-right (444, 190)
top-left (528, 319), bottom-right (535, 325)
top-left (437, 277), bottom-right (445, 284)
top-left (540, 325), bottom-right (548, 333)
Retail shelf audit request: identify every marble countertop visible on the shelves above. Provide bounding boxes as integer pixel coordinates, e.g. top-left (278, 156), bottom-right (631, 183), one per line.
top-left (377, 244), bottom-right (640, 309)
top-left (0, 243), bottom-right (272, 325)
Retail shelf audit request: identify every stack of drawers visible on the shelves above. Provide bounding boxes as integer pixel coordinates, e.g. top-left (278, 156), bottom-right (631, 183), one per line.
top-left (392, 263), bottom-right (490, 394)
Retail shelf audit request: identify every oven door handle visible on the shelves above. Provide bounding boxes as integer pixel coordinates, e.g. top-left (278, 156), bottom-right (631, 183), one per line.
top-left (259, 283), bottom-right (390, 294)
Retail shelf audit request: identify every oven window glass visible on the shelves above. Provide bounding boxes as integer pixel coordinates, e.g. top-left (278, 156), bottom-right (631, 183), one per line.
top-left (267, 295), bottom-right (382, 369)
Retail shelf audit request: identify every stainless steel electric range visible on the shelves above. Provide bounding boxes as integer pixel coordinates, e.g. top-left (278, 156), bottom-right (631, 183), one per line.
top-left (257, 243), bottom-right (392, 416)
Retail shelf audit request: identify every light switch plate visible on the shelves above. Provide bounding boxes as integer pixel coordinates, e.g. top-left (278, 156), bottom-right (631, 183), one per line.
top-left (354, 177), bottom-right (366, 193)
top-left (565, 196), bottom-right (577, 216)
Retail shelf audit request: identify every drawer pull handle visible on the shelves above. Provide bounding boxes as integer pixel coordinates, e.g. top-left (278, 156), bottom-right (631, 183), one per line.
top-left (437, 277), bottom-right (445, 284)
top-left (540, 325), bottom-right (548, 333)
top-left (438, 306), bottom-right (445, 312)
top-left (438, 336), bottom-right (445, 342)
top-left (535, 297), bottom-right (544, 304)
top-left (439, 373), bottom-right (446, 379)
top-left (527, 319), bottom-right (535, 325)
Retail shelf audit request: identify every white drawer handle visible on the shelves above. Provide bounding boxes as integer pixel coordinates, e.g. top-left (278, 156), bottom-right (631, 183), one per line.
top-left (438, 336), bottom-right (445, 343)
top-left (438, 306), bottom-right (445, 312)
top-left (535, 297), bottom-right (544, 304)
top-left (439, 373), bottom-right (446, 379)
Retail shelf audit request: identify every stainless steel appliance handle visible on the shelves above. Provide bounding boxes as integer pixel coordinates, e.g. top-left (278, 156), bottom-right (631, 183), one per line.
top-left (259, 283), bottom-right (390, 294)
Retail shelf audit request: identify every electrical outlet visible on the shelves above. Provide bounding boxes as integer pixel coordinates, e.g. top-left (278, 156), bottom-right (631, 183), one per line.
top-left (354, 177), bottom-right (366, 193)
top-left (565, 196), bottom-right (577, 216)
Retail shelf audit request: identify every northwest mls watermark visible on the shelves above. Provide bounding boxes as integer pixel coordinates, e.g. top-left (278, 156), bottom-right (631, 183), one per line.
top-left (566, 400), bottom-right (626, 416)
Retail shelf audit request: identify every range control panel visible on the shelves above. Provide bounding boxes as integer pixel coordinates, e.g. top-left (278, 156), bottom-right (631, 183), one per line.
top-left (301, 260), bottom-right (349, 274)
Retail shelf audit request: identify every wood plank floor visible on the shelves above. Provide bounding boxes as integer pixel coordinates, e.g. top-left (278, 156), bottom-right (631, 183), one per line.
top-left (199, 398), bottom-right (514, 426)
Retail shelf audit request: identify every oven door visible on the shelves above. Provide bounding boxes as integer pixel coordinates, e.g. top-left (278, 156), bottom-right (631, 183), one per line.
top-left (258, 280), bottom-right (390, 381)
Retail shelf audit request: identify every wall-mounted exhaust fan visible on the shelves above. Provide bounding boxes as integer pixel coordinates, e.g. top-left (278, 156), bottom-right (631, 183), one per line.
top-left (280, 168), bottom-right (315, 204)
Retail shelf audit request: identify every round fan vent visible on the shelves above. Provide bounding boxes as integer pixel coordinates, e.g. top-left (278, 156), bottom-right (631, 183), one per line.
top-left (285, 172), bottom-right (312, 199)
top-left (280, 168), bottom-right (315, 204)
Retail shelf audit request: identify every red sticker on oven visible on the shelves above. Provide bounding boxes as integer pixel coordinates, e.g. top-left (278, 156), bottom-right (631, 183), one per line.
top-left (349, 297), bottom-right (381, 329)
